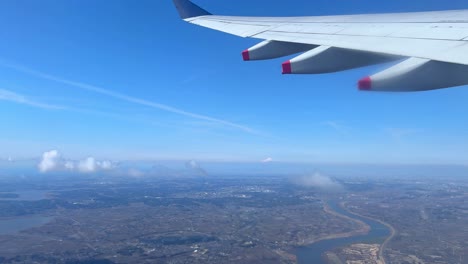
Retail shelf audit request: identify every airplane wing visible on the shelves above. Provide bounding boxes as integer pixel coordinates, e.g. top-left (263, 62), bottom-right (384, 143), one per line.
top-left (173, 0), bottom-right (468, 91)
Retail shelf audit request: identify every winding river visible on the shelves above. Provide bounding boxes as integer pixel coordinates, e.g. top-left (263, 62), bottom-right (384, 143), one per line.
top-left (296, 200), bottom-right (391, 264)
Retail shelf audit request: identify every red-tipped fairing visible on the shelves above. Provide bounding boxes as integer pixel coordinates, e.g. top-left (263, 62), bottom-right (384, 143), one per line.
top-left (242, 50), bottom-right (250, 61)
top-left (282, 61), bottom-right (292, 74)
top-left (358, 77), bottom-right (372, 90)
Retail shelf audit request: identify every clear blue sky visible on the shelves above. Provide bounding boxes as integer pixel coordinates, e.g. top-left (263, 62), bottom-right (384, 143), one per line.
top-left (0, 0), bottom-right (467, 165)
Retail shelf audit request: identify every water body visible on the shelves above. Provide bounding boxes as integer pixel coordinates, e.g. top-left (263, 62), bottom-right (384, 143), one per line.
top-left (0, 190), bottom-right (52, 235)
top-left (296, 200), bottom-right (390, 264)
top-left (0, 216), bottom-right (52, 235)
top-left (0, 190), bottom-right (49, 201)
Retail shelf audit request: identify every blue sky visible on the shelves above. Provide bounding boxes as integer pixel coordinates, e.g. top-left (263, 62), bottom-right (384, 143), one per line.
top-left (0, 0), bottom-right (468, 167)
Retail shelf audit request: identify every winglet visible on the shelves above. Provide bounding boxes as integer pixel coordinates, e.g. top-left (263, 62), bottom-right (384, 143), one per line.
top-left (173, 0), bottom-right (212, 19)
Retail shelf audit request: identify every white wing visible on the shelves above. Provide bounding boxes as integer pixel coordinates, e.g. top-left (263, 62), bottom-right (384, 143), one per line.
top-left (173, 0), bottom-right (468, 91)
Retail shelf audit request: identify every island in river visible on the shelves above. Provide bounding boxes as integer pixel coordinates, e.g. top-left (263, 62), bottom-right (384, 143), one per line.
top-left (296, 200), bottom-right (392, 264)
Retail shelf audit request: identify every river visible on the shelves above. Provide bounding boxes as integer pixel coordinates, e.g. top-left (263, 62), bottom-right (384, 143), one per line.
top-left (296, 200), bottom-right (390, 264)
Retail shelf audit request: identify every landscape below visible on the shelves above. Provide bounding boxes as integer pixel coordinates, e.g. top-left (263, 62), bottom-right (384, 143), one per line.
top-left (0, 172), bottom-right (466, 264)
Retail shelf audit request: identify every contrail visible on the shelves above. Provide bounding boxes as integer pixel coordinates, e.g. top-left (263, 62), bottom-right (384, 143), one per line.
top-left (0, 88), bottom-right (185, 130)
top-left (0, 88), bottom-right (64, 110)
top-left (1, 62), bottom-right (258, 135)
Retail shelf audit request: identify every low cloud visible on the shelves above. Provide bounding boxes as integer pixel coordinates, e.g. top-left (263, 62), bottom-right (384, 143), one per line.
top-left (185, 160), bottom-right (208, 176)
top-left (261, 157), bottom-right (273, 163)
top-left (292, 172), bottom-right (344, 192)
top-left (75, 157), bottom-right (116, 173)
top-left (38, 150), bottom-right (116, 174)
top-left (64, 161), bottom-right (75, 170)
top-left (78, 157), bottom-right (98, 173)
top-left (99, 160), bottom-right (114, 170)
top-left (38, 150), bottom-right (61, 172)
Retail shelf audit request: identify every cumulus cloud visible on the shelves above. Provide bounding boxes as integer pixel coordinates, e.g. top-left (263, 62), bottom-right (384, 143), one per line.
top-left (64, 161), bottom-right (75, 170)
top-left (78, 157), bottom-right (97, 173)
top-left (99, 160), bottom-right (113, 170)
top-left (185, 160), bottom-right (208, 176)
top-left (293, 172), bottom-right (344, 192)
top-left (38, 150), bottom-right (61, 172)
top-left (76, 157), bottom-right (115, 173)
top-left (38, 150), bottom-right (115, 174)
top-left (261, 157), bottom-right (273, 163)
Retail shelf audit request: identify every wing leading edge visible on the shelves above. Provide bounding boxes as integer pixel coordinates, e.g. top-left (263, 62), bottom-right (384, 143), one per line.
top-left (173, 0), bottom-right (468, 91)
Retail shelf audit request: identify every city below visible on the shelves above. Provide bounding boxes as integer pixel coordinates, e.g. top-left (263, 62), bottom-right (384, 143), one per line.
top-left (0, 170), bottom-right (466, 264)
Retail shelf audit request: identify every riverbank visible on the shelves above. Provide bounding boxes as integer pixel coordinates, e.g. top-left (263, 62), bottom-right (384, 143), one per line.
top-left (296, 200), bottom-right (391, 264)
top-left (296, 201), bottom-right (370, 247)
top-left (376, 218), bottom-right (396, 264)
top-left (340, 202), bottom-right (396, 264)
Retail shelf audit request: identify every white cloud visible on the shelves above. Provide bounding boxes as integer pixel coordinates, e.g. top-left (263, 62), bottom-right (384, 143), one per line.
top-left (185, 160), bottom-right (208, 176)
top-left (38, 150), bottom-right (61, 172)
top-left (78, 157), bottom-right (97, 173)
top-left (64, 161), bottom-right (75, 170)
top-left (261, 157), bottom-right (273, 163)
top-left (98, 160), bottom-right (114, 170)
top-left (293, 172), bottom-right (344, 192)
top-left (37, 151), bottom-right (115, 174)
top-left (77, 158), bottom-right (114, 173)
